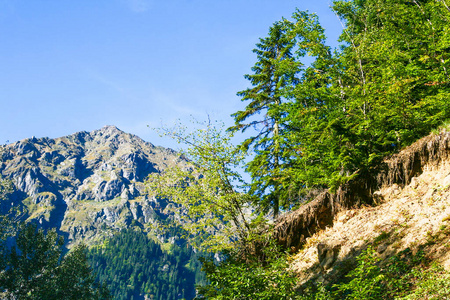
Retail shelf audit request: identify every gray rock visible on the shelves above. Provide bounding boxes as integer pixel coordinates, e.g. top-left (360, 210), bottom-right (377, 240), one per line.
top-left (0, 125), bottom-right (190, 246)
top-left (318, 243), bottom-right (341, 270)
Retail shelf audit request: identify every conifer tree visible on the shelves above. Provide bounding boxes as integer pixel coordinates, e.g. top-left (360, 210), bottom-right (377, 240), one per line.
top-left (228, 17), bottom-right (300, 216)
top-left (229, 10), bottom-right (337, 213)
top-left (327, 0), bottom-right (450, 185)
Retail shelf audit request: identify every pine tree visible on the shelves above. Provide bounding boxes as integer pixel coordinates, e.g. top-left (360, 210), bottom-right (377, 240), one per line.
top-left (228, 17), bottom-right (300, 216)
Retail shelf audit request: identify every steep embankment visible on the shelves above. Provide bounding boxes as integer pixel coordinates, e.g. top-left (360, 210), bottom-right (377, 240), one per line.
top-left (283, 127), bottom-right (450, 287)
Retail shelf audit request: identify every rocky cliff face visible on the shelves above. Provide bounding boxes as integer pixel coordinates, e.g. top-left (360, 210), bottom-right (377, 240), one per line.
top-left (0, 125), bottom-right (188, 246)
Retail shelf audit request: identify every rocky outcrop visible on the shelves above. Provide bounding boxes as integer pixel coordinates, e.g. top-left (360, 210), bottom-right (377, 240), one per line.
top-left (0, 125), bottom-right (188, 246)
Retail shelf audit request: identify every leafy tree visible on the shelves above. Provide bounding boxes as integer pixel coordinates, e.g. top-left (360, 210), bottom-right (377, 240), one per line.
top-left (148, 120), bottom-right (300, 299)
top-left (323, 0), bottom-right (450, 187)
top-left (0, 222), bottom-right (110, 299)
top-left (147, 119), bottom-right (255, 253)
top-left (282, 1), bottom-right (450, 194)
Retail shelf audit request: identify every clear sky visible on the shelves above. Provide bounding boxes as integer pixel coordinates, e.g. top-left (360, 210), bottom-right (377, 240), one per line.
top-left (0, 0), bottom-right (342, 149)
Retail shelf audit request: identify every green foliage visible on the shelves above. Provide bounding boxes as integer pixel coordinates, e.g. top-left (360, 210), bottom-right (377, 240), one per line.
top-left (147, 119), bottom-right (256, 252)
top-left (298, 245), bottom-right (450, 300)
top-left (230, 0), bottom-right (450, 212)
top-left (0, 177), bottom-right (15, 240)
top-left (333, 247), bottom-right (384, 299)
top-left (297, 283), bottom-right (332, 300)
top-left (146, 121), bottom-right (301, 298)
top-left (0, 222), bottom-right (110, 299)
top-left (298, 0), bottom-right (450, 190)
top-left (228, 16), bottom-right (301, 216)
top-left (398, 262), bottom-right (450, 299)
top-left (196, 239), bottom-right (298, 300)
top-left (373, 230), bottom-right (391, 244)
top-left (87, 227), bottom-right (204, 300)
top-left (147, 1), bottom-right (450, 298)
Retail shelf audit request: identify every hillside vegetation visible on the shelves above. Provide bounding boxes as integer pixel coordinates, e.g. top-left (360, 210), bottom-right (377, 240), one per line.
top-left (290, 126), bottom-right (450, 298)
top-left (1, 0), bottom-right (450, 299)
top-left (151, 0), bottom-right (450, 298)
top-left (0, 126), bottom-right (206, 299)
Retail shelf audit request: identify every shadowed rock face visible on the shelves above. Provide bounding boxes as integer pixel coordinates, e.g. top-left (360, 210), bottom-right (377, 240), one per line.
top-left (0, 125), bottom-right (188, 246)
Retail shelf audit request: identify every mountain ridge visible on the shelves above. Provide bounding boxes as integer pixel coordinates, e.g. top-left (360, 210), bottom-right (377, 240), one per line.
top-left (0, 125), bottom-right (187, 246)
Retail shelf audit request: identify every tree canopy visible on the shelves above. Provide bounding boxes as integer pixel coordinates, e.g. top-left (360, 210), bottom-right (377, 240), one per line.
top-left (0, 222), bottom-right (110, 299)
top-left (232, 0), bottom-right (450, 214)
top-left (151, 1), bottom-right (450, 298)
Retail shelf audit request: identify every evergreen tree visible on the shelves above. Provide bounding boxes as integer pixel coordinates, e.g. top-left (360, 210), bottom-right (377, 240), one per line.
top-left (325, 0), bottom-right (450, 186)
top-left (228, 17), bottom-right (300, 216)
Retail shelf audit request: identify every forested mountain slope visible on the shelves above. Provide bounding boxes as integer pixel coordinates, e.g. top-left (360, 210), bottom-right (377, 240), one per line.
top-left (88, 228), bottom-right (204, 300)
top-left (0, 126), bottom-right (204, 299)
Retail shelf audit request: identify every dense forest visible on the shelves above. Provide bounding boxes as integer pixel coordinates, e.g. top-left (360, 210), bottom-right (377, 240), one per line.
top-left (229, 0), bottom-right (450, 215)
top-left (87, 228), bottom-right (205, 300)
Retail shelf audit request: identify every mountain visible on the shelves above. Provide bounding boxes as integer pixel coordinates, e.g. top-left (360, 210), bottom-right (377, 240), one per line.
top-left (0, 125), bottom-right (207, 299)
top-left (0, 125), bottom-right (188, 245)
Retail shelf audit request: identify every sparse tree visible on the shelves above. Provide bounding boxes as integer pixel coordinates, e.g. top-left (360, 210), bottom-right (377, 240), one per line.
top-left (147, 119), bottom-right (256, 253)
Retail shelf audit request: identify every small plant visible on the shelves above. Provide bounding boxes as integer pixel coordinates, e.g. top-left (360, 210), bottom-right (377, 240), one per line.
top-left (425, 230), bottom-right (437, 245)
top-left (374, 230), bottom-right (390, 245)
top-left (333, 246), bottom-right (384, 300)
top-left (298, 283), bottom-right (332, 300)
top-left (398, 263), bottom-right (450, 299)
top-left (399, 209), bottom-right (412, 221)
top-left (390, 241), bottom-right (401, 249)
top-left (442, 214), bottom-right (450, 222)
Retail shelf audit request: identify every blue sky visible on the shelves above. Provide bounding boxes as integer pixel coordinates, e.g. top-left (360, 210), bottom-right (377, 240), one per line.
top-left (0, 0), bottom-right (342, 149)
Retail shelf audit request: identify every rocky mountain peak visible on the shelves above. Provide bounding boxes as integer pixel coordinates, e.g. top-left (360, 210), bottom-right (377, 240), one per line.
top-left (99, 124), bottom-right (121, 133)
top-left (92, 125), bottom-right (127, 142)
top-left (0, 127), bottom-right (188, 246)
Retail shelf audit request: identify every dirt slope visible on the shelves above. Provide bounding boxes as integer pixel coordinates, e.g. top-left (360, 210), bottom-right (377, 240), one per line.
top-left (289, 128), bottom-right (450, 286)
